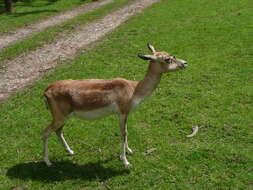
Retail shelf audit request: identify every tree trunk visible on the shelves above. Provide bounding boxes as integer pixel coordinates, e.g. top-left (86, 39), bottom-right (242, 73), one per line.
top-left (4, 0), bottom-right (12, 13)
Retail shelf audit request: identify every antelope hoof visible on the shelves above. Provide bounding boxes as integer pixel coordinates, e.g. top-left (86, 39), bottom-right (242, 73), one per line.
top-left (124, 162), bottom-right (132, 168)
top-left (67, 150), bottom-right (75, 156)
top-left (120, 155), bottom-right (132, 168)
top-left (44, 159), bottom-right (52, 167)
top-left (127, 147), bottom-right (133, 154)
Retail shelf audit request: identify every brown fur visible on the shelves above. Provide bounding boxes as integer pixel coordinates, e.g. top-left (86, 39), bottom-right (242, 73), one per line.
top-left (44, 78), bottom-right (138, 115)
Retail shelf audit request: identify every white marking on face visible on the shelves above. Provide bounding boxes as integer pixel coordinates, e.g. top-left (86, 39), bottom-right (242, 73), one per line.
top-left (176, 58), bottom-right (187, 65)
top-left (168, 63), bottom-right (179, 71)
top-left (73, 103), bottom-right (118, 120)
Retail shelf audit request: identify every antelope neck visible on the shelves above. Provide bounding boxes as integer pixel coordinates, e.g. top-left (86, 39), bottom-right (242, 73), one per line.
top-left (133, 63), bottom-right (162, 100)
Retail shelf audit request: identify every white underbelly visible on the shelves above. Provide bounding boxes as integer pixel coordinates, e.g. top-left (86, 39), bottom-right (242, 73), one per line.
top-left (73, 104), bottom-right (119, 120)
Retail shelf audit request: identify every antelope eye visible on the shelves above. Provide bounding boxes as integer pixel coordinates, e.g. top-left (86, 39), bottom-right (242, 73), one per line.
top-left (165, 58), bottom-right (172, 63)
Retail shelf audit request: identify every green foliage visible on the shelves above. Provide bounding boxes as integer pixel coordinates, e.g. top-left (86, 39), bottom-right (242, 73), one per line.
top-left (0, 0), bottom-right (252, 189)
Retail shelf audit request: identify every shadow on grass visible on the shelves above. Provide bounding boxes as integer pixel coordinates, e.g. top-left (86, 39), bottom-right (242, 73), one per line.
top-left (11, 9), bottom-right (58, 17)
top-left (7, 159), bottom-right (129, 182)
top-left (14, 0), bottom-right (60, 8)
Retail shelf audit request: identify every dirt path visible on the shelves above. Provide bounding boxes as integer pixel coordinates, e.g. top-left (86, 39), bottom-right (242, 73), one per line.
top-left (0, 0), bottom-right (159, 100)
top-left (0, 0), bottom-right (114, 50)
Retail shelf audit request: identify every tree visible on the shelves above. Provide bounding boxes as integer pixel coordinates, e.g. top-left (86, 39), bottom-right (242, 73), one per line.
top-left (4, 0), bottom-right (13, 13)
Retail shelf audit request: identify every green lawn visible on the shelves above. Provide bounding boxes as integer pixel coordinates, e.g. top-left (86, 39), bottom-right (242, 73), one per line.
top-left (0, 0), bottom-right (253, 189)
top-left (0, 0), bottom-right (134, 61)
top-left (0, 0), bottom-right (94, 34)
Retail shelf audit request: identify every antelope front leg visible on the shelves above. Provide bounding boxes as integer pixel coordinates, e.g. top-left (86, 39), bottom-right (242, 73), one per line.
top-left (119, 114), bottom-right (132, 167)
top-left (125, 125), bottom-right (133, 154)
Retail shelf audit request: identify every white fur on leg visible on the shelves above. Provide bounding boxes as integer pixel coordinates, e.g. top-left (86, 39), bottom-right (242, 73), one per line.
top-left (126, 146), bottom-right (133, 154)
top-left (56, 129), bottom-right (75, 155)
top-left (120, 141), bottom-right (132, 167)
top-left (119, 114), bottom-right (132, 167)
top-left (120, 153), bottom-right (131, 168)
top-left (43, 139), bottom-right (52, 167)
top-left (125, 136), bottom-right (133, 154)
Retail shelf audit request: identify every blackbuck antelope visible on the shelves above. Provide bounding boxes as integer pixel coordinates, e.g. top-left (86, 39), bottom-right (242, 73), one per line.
top-left (43, 44), bottom-right (188, 167)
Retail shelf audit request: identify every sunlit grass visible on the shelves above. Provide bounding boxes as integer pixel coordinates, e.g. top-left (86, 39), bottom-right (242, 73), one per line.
top-left (0, 0), bottom-right (252, 189)
top-left (0, 0), bottom-right (135, 61)
top-left (0, 0), bottom-right (93, 33)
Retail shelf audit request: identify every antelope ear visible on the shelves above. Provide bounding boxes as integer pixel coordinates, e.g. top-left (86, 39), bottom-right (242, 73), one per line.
top-left (138, 54), bottom-right (157, 61)
top-left (147, 43), bottom-right (156, 54)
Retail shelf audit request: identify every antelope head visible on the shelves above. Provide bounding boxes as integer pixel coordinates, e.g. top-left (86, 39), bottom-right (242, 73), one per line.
top-left (138, 43), bottom-right (188, 73)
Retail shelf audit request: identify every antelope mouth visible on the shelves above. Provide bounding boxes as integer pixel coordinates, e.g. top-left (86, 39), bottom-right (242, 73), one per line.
top-left (180, 63), bottom-right (188, 69)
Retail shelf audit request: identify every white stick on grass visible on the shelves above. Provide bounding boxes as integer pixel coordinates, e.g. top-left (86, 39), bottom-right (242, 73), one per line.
top-left (186, 126), bottom-right (199, 138)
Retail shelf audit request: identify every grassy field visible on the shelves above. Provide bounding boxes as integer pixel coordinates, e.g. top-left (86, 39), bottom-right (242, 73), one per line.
top-left (0, 0), bottom-right (94, 34)
top-left (0, 0), bottom-right (134, 61)
top-left (0, 0), bottom-right (253, 189)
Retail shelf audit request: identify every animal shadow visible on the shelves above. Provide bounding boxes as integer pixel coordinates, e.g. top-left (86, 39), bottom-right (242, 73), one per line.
top-left (7, 159), bottom-right (129, 182)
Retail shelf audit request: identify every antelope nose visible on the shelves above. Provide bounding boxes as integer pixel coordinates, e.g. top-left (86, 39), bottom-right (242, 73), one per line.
top-left (182, 62), bottom-right (188, 68)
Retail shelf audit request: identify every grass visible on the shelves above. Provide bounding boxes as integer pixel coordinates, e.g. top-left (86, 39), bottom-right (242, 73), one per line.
top-left (0, 0), bottom-right (253, 189)
top-left (0, 0), bottom-right (94, 34)
top-left (0, 0), bottom-right (135, 62)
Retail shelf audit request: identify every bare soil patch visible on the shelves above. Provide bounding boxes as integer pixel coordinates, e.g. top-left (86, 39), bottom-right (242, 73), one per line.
top-left (0, 0), bottom-right (114, 50)
top-left (0, 0), bottom-right (159, 101)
